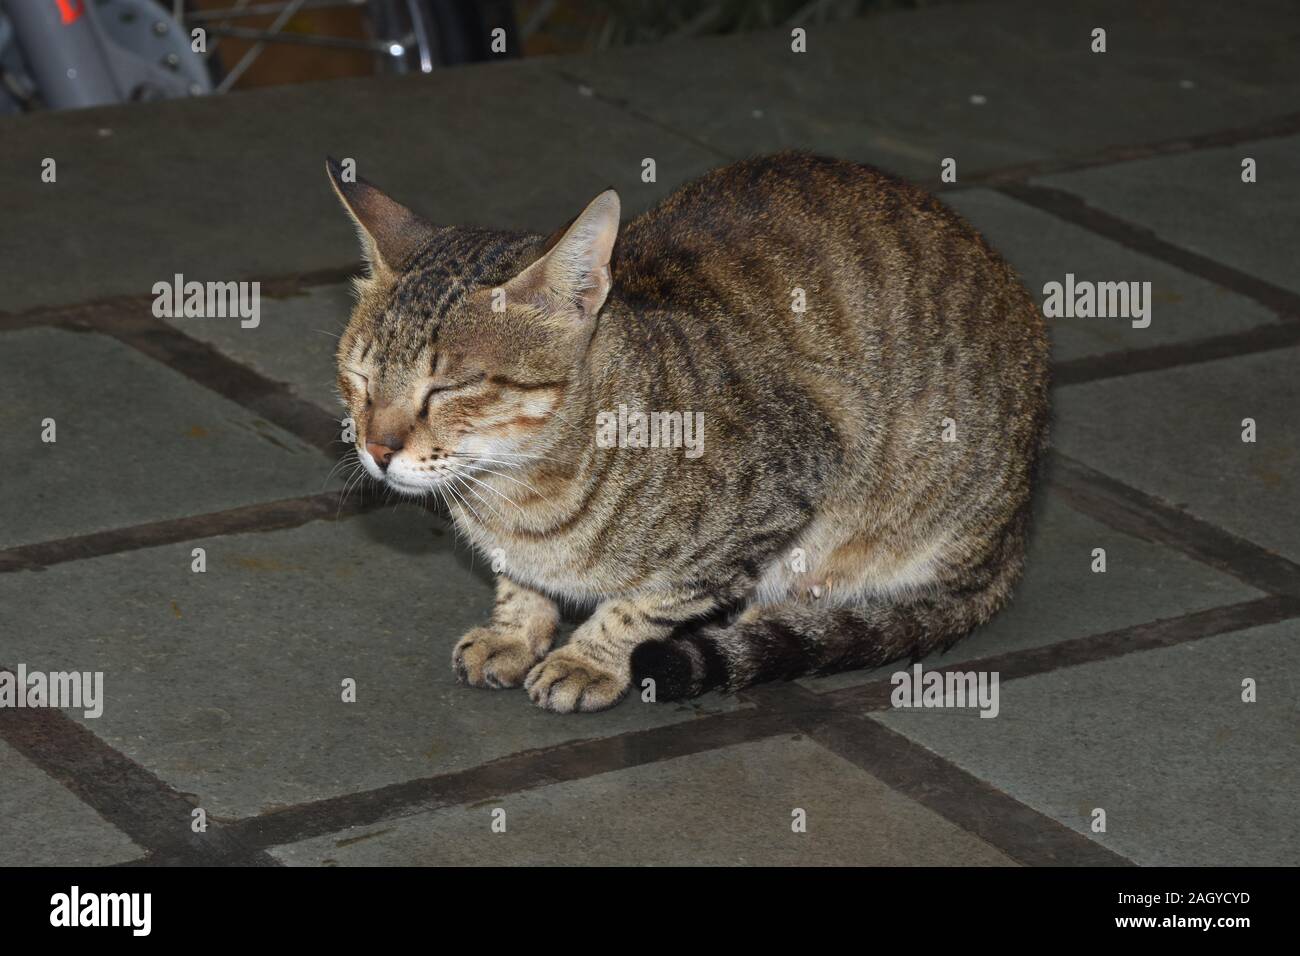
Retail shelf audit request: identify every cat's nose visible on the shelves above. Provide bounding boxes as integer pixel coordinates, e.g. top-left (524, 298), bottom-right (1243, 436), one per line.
top-left (365, 437), bottom-right (403, 471)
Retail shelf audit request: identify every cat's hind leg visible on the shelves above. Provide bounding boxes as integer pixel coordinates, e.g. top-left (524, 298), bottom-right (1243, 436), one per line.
top-left (632, 530), bottom-right (1027, 700)
top-left (453, 576), bottom-right (559, 689)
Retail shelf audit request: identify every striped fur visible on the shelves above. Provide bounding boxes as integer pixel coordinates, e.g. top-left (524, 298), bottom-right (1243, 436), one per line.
top-left (327, 152), bottom-right (1049, 713)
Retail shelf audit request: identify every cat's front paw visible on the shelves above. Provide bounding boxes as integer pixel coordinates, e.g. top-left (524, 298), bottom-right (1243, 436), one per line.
top-left (524, 646), bottom-right (629, 713)
top-left (452, 627), bottom-right (541, 689)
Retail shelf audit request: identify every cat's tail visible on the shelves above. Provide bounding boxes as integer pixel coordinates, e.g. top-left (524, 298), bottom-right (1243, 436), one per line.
top-left (630, 595), bottom-right (995, 701)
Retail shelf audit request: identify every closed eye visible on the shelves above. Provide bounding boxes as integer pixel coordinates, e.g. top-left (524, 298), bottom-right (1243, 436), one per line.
top-left (344, 369), bottom-right (370, 404)
top-left (420, 373), bottom-right (486, 416)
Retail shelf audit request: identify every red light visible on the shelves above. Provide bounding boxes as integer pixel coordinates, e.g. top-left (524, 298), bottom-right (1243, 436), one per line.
top-left (56, 0), bottom-right (86, 25)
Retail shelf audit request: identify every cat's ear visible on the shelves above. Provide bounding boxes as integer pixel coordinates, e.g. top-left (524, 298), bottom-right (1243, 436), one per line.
top-left (507, 189), bottom-right (620, 320)
top-left (326, 157), bottom-right (433, 279)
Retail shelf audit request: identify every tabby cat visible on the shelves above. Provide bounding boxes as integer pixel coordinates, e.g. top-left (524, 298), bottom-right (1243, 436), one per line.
top-left (327, 152), bottom-right (1049, 713)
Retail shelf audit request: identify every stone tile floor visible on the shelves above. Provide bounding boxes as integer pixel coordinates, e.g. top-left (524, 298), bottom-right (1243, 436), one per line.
top-left (0, 0), bottom-right (1297, 866)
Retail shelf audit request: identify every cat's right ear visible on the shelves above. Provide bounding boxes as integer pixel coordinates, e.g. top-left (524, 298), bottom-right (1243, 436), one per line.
top-left (326, 157), bottom-right (433, 280)
top-left (506, 189), bottom-right (620, 323)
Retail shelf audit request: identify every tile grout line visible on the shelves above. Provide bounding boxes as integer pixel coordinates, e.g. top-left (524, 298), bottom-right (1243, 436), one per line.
top-left (996, 181), bottom-right (1300, 321)
top-left (799, 596), bottom-right (1300, 863)
top-left (87, 310), bottom-right (345, 456)
top-left (225, 705), bottom-right (791, 855)
top-left (0, 264), bottom-right (360, 331)
top-left (0, 671), bottom-right (279, 866)
top-left (755, 683), bottom-right (1134, 866)
top-left (818, 595), bottom-right (1300, 712)
top-left (0, 493), bottom-right (377, 574)
top-left (806, 712), bottom-right (1135, 866)
top-left (1053, 321), bottom-right (1300, 386)
top-left (1051, 454), bottom-right (1300, 598)
top-left (937, 110), bottom-right (1300, 192)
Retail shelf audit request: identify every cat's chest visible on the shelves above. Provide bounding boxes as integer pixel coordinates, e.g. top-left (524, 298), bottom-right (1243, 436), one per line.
top-left (454, 514), bottom-right (604, 600)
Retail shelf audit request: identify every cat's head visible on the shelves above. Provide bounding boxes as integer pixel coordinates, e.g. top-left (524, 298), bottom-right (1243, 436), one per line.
top-left (326, 158), bottom-right (619, 496)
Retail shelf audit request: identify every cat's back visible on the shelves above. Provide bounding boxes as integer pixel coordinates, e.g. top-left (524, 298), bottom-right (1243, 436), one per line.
top-left (622, 151), bottom-right (895, 240)
top-left (617, 152), bottom-right (871, 278)
top-left (613, 152), bottom-right (1043, 373)
top-left (619, 152), bottom-right (969, 263)
top-left (615, 152), bottom-right (1036, 333)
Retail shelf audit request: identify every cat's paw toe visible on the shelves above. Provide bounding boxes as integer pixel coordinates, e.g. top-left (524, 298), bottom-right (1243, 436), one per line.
top-left (524, 650), bottom-right (628, 713)
top-left (452, 628), bottom-right (537, 689)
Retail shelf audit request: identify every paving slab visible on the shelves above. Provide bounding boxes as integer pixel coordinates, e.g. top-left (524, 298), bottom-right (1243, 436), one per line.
top-left (1038, 135), bottom-right (1300, 296)
top-left (945, 190), bottom-right (1278, 361)
top-left (873, 620), bottom-right (1300, 865)
top-left (0, 327), bottom-right (334, 550)
top-left (558, 0), bottom-right (1300, 182)
top-left (0, 507), bottom-right (740, 819)
top-left (803, 486), bottom-right (1262, 694)
top-left (268, 734), bottom-right (1014, 866)
top-left (0, 740), bottom-right (142, 866)
top-left (0, 62), bottom-right (721, 313)
top-left (1054, 346), bottom-right (1300, 563)
top-left (161, 283), bottom-right (355, 414)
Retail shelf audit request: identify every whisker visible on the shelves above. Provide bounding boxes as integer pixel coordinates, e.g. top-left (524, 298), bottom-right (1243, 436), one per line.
top-left (346, 466), bottom-right (368, 500)
top-left (336, 464), bottom-right (358, 500)
top-left (321, 450), bottom-right (359, 489)
top-left (454, 471), bottom-right (518, 516)
top-left (438, 482), bottom-right (475, 571)
top-left (461, 463), bottom-right (544, 500)
top-left (444, 478), bottom-right (482, 525)
top-left (432, 483), bottom-right (453, 518)
top-left (450, 450), bottom-right (546, 460)
top-left (452, 468), bottom-right (522, 512)
top-left (456, 455), bottom-right (543, 469)
top-left (448, 450), bottom-right (565, 464)
top-left (335, 463), bottom-right (367, 519)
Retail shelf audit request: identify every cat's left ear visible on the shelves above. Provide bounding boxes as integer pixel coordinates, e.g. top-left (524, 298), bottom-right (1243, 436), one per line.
top-left (507, 189), bottom-right (620, 320)
top-left (325, 157), bottom-right (433, 280)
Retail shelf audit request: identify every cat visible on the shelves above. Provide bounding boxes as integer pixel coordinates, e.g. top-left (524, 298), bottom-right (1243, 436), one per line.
top-left (326, 151), bottom-right (1050, 713)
